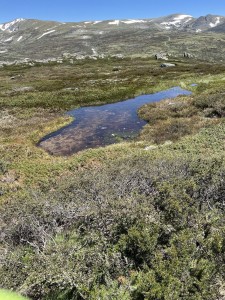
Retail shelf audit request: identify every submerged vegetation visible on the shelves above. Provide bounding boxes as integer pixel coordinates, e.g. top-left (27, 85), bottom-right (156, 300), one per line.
top-left (1, 57), bottom-right (225, 299)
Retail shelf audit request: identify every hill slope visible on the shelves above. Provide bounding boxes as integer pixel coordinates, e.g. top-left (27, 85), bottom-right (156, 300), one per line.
top-left (1, 14), bottom-right (225, 63)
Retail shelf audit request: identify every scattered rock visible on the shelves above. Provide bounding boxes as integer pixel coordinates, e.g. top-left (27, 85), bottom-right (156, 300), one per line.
top-left (63, 87), bottom-right (79, 91)
top-left (1, 171), bottom-right (18, 183)
top-left (10, 74), bottom-right (22, 80)
top-left (144, 145), bottom-right (158, 150)
top-left (12, 86), bottom-right (34, 92)
top-left (155, 53), bottom-right (168, 60)
top-left (163, 141), bottom-right (173, 146)
top-left (184, 52), bottom-right (193, 58)
top-left (160, 63), bottom-right (176, 68)
top-left (112, 66), bottom-right (122, 71)
top-left (62, 52), bottom-right (72, 59)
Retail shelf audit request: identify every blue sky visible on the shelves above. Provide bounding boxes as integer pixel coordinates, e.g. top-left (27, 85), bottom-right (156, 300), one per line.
top-left (1, 0), bottom-right (225, 23)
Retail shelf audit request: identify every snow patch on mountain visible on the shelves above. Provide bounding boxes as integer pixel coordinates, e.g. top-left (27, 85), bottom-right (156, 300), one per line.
top-left (37, 30), bottom-right (56, 40)
top-left (209, 17), bottom-right (221, 27)
top-left (108, 20), bottom-right (120, 25)
top-left (0, 18), bottom-right (25, 32)
top-left (173, 14), bottom-right (193, 20)
top-left (108, 19), bottom-right (146, 25)
top-left (4, 37), bottom-right (13, 42)
top-left (122, 19), bottom-right (146, 24)
top-left (161, 20), bottom-right (179, 27)
top-left (84, 21), bottom-right (102, 25)
top-left (161, 14), bottom-right (193, 28)
top-left (17, 36), bottom-right (23, 42)
top-left (184, 18), bottom-right (193, 23)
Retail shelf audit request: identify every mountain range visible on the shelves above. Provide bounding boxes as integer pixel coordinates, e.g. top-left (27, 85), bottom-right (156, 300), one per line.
top-left (1, 14), bottom-right (225, 64)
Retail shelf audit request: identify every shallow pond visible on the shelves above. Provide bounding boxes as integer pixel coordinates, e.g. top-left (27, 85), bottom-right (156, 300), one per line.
top-left (38, 87), bottom-right (192, 155)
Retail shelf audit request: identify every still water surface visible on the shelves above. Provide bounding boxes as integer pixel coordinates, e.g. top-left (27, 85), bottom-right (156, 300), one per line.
top-left (38, 87), bottom-right (191, 155)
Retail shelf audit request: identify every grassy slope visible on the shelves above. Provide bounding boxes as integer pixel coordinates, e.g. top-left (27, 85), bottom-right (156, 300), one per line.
top-left (1, 58), bottom-right (225, 299)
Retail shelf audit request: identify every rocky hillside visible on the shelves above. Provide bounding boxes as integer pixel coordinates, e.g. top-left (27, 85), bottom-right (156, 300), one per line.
top-left (1, 14), bottom-right (225, 63)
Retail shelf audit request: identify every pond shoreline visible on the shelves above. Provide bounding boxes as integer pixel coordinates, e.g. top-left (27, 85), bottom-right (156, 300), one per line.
top-left (38, 87), bottom-right (192, 156)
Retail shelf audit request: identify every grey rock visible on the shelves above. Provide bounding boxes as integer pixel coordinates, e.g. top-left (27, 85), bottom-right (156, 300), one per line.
top-left (184, 52), bottom-right (193, 58)
top-left (62, 52), bottom-right (72, 59)
top-left (160, 63), bottom-right (176, 67)
top-left (112, 66), bottom-right (122, 71)
top-left (155, 53), bottom-right (168, 60)
top-left (144, 145), bottom-right (158, 150)
top-left (10, 74), bottom-right (22, 80)
top-left (12, 86), bottom-right (34, 92)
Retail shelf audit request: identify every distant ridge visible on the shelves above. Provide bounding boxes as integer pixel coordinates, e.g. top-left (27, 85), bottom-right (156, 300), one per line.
top-left (0, 14), bottom-right (225, 64)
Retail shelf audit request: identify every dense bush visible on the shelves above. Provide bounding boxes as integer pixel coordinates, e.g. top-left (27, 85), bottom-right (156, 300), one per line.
top-left (1, 154), bottom-right (225, 299)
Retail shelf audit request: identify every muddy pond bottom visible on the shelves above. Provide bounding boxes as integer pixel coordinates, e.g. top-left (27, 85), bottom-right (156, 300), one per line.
top-left (38, 87), bottom-right (191, 155)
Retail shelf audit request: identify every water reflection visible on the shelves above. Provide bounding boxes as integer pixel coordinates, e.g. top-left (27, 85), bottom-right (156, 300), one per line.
top-left (38, 87), bottom-right (191, 155)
